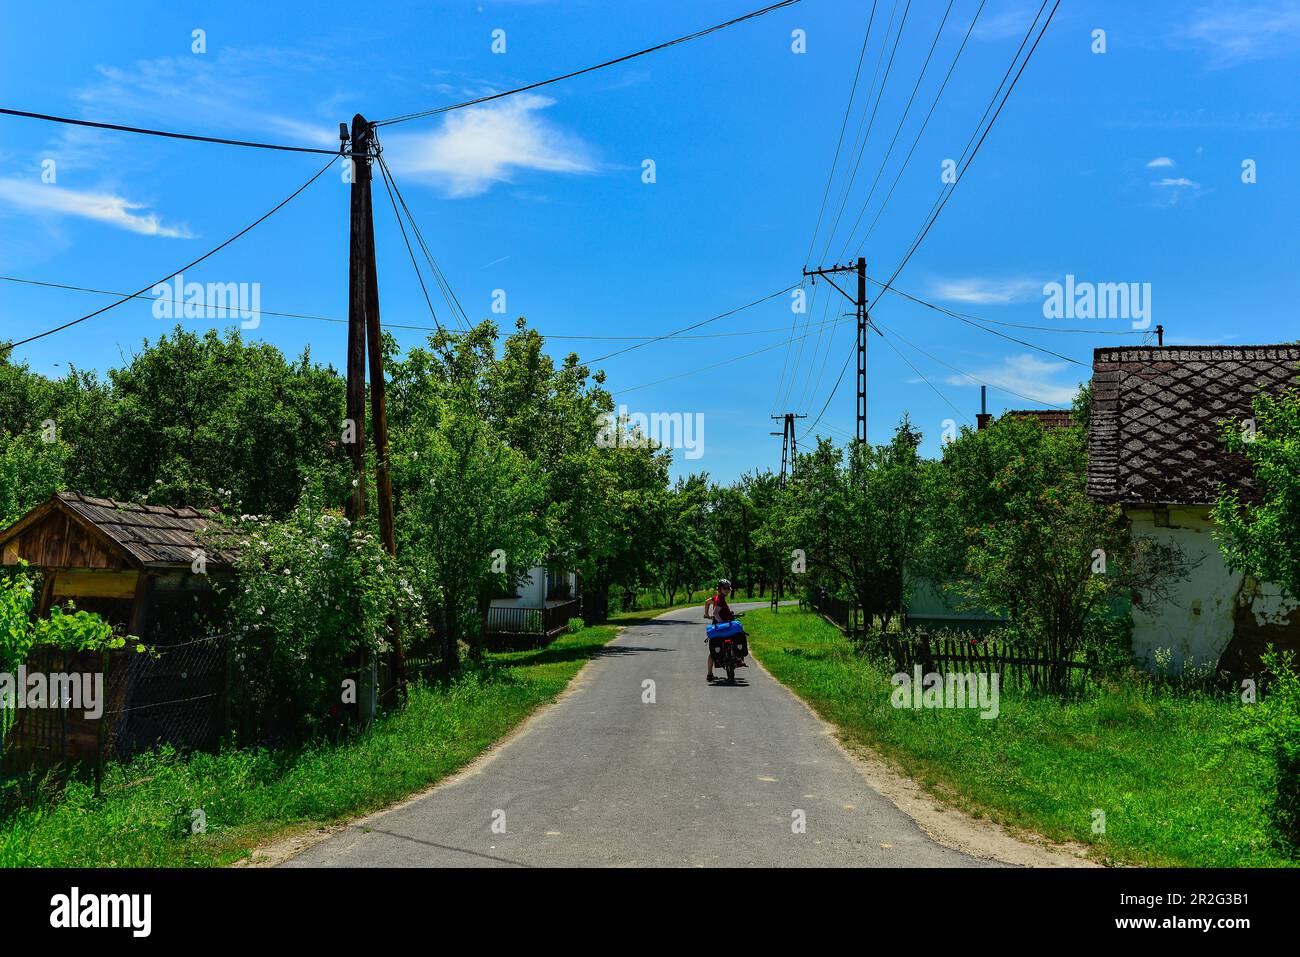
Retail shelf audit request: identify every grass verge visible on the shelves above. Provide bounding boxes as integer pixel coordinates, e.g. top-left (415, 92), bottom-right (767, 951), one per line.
top-left (0, 608), bottom-right (667, 867)
top-left (745, 607), bottom-right (1292, 867)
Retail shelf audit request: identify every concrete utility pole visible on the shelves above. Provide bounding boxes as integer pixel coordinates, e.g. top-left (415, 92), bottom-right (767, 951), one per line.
top-left (343, 113), bottom-right (406, 708)
top-left (769, 411), bottom-right (805, 609)
top-left (802, 257), bottom-right (869, 444)
top-left (770, 412), bottom-right (807, 486)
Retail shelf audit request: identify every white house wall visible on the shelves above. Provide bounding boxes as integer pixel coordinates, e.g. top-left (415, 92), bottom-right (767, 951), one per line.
top-left (1127, 505), bottom-right (1299, 674)
top-left (488, 567), bottom-right (577, 610)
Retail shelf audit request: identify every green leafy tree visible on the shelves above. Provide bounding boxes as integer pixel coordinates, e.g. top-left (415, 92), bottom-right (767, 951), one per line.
top-left (1213, 380), bottom-right (1300, 599)
top-left (71, 327), bottom-right (344, 515)
top-left (651, 474), bottom-right (718, 605)
top-left (0, 430), bottom-right (67, 528)
top-left (394, 386), bottom-right (547, 669)
top-left (777, 421), bottom-right (928, 631)
top-left (929, 413), bottom-right (1181, 690)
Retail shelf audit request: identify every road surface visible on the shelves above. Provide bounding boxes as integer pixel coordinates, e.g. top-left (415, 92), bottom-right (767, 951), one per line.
top-left (284, 603), bottom-right (999, 867)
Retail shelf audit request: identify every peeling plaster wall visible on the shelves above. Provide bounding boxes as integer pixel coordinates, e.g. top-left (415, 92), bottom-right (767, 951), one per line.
top-left (1126, 505), bottom-right (1300, 673)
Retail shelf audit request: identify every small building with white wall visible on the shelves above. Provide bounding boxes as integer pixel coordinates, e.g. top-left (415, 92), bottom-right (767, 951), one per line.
top-left (1086, 345), bottom-right (1300, 675)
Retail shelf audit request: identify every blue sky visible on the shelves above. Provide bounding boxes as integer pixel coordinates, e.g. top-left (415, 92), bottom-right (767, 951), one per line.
top-left (2, 0), bottom-right (1298, 482)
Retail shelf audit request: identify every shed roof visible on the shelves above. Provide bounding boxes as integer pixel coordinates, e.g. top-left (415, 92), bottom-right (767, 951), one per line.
top-left (0, 492), bottom-right (237, 569)
top-left (1086, 345), bottom-right (1300, 506)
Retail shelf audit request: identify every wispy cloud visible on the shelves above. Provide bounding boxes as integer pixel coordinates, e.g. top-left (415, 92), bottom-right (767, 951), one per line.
top-left (1178, 4), bottom-right (1300, 66)
top-left (34, 49), bottom-right (343, 176)
top-left (1149, 173), bottom-right (1202, 208)
top-left (929, 276), bottom-right (1043, 305)
top-left (0, 178), bottom-right (193, 238)
top-left (942, 354), bottom-right (1078, 406)
top-left (973, 4), bottom-right (1040, 42)
top-left (1145, 156), bottom-right (1175, 168)
top-left (384, 94), bottom-right (596, 198)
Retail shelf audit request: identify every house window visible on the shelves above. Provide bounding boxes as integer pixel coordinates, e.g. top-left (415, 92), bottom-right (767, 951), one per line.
top-left (546, 562), bottom-right (571, 600)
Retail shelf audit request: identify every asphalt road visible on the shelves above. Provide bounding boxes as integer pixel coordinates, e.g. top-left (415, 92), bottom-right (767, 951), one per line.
top-left (284, 603), bottom-right (998, 868)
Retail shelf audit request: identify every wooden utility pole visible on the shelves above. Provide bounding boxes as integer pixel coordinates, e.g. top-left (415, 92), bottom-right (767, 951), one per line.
top-left (345, 115), bottom-right (370, 524)
top-left (345, 113), bottom-right (406, 702)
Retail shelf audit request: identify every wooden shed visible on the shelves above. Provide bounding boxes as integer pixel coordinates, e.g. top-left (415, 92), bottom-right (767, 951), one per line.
top-left (0, 492), bottom-right (237, 770)
top-left (0, 491), bottom-right (236, 629)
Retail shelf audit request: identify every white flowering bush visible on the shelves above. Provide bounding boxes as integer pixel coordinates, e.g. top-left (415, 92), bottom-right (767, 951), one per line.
top-left (216, 501), bottom-right (419, 739)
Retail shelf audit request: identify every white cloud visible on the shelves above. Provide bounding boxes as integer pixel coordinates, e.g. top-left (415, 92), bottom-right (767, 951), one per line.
top-left (0, 178), bottom-right (193, 238)
top-left (943, 354), bottom-right (1079, 406)
top-left (929, 276), bottom-right (1043, 305)
top-left (1153, 177), bottom-right (1200, 188)
top-left (973, 4), bottom-right (1040, 42)
top-left (384, 94), bottom-right (596, 198)
top-left (1145, 156), bottom-right (1175, 168)
top-left (1179, 4), bottom-right (1300, 66)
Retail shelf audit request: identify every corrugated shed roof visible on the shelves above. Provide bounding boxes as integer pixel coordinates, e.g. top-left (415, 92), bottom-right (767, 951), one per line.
top-left (56, 491), bottom-right (238, 568)
top-left (1086, 345), bottom-right (1300, 506)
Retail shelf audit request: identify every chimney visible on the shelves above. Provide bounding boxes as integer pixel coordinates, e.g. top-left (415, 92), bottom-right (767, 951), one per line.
top-left (976, 385), bottom-right (992, 430)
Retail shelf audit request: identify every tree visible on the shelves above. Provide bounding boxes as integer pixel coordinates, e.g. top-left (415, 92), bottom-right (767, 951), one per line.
top-left (393, 383), bottom-right (547, 670)
top-left (0, 430), bottom-right (67, 528)
top-left (777, 420), bottom-right (928, 630)
top-left (651, 474), bottom-right (718, 605)
top-left (1213, 379), bottom-right (1300, 599)
top-left (930, 413), bottom-right (1181, 691)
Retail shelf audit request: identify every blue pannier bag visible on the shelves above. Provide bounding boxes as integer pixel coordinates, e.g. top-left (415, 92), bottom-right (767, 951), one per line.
top-left (706, 619), bottom-right (744, 640)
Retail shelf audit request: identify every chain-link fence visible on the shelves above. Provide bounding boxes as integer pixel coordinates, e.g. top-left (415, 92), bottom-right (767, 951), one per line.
top-left (102, 634), bottom-right (227, 764)
top-left (1, 635), bottom-right (228, 801)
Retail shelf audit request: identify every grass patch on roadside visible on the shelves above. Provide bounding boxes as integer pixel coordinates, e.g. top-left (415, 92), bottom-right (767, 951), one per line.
top-left (746, 607), bottom-right (1291, 867)
top-left (0, 610), bottom-right (659, 867)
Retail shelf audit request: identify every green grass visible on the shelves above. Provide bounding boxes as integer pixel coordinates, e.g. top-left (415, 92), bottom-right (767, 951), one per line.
top-left (746, 607), bottom-right (1293, 867)
top-left (0, 609), bottom-right (665, 867)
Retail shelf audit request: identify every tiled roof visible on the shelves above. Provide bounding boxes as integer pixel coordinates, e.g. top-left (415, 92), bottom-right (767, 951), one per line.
top-left (1086, 345), bottom-right (1300, 505)
top-left (1004, 409), bottom-right (1076, 432)
top-left (56, 491), bottom-right (237, 568)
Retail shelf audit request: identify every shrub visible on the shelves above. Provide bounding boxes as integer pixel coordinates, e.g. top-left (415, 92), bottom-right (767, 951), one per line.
top-left (1229, 648), bottom-right (1300, 855)
top-left (567, 617), bottom-right (585, 634)
top-left (217, 502), bottom-right (420, 741)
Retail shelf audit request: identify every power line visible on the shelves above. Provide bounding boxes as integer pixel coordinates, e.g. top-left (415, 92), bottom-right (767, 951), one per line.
top-left (792, 0), bottom-right (952, 420)
top-left (0, 275), bottom-right (853, 345)
top-left (1, 157), bottom-right (336, 351)
top-left (582, 283), bottom-right (802, 365)
top-left (874, 326), bottom-right (970, 422)
top-left (804, 0), bottom-right (879, 266)
top-left (377, 151), bottom-right (472, 330)
top-left (374, 155), bottom-right (451, 341)
top-left (780, 1), bottom-right (878, 417)
top-left (612, 311), bottom-right (854, 395)
top-left (0, 107), bottom-right (349, 156)
top-left (835, 0), bottom-right (956, 261)
top-left (374, 0), bottom-right (802, 127)
top-left (873, 318), bottom-right (1068, 408)
top-left (816, 0), bottom-right (912, 265)
top-left (800, 0), bottom-right (1059, 439)
top-left (867, 277), bottom-right (1145, 334)
top-left (786, 0), bottom-right (896, 410)
top-left (850, 0), bottom-right (987, 253)
top-left (877, 0), bottom-right (1059, 300)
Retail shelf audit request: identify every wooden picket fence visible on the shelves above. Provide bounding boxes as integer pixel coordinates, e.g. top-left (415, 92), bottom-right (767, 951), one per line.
top-left (874, 631), bottom-right (1093, 694)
